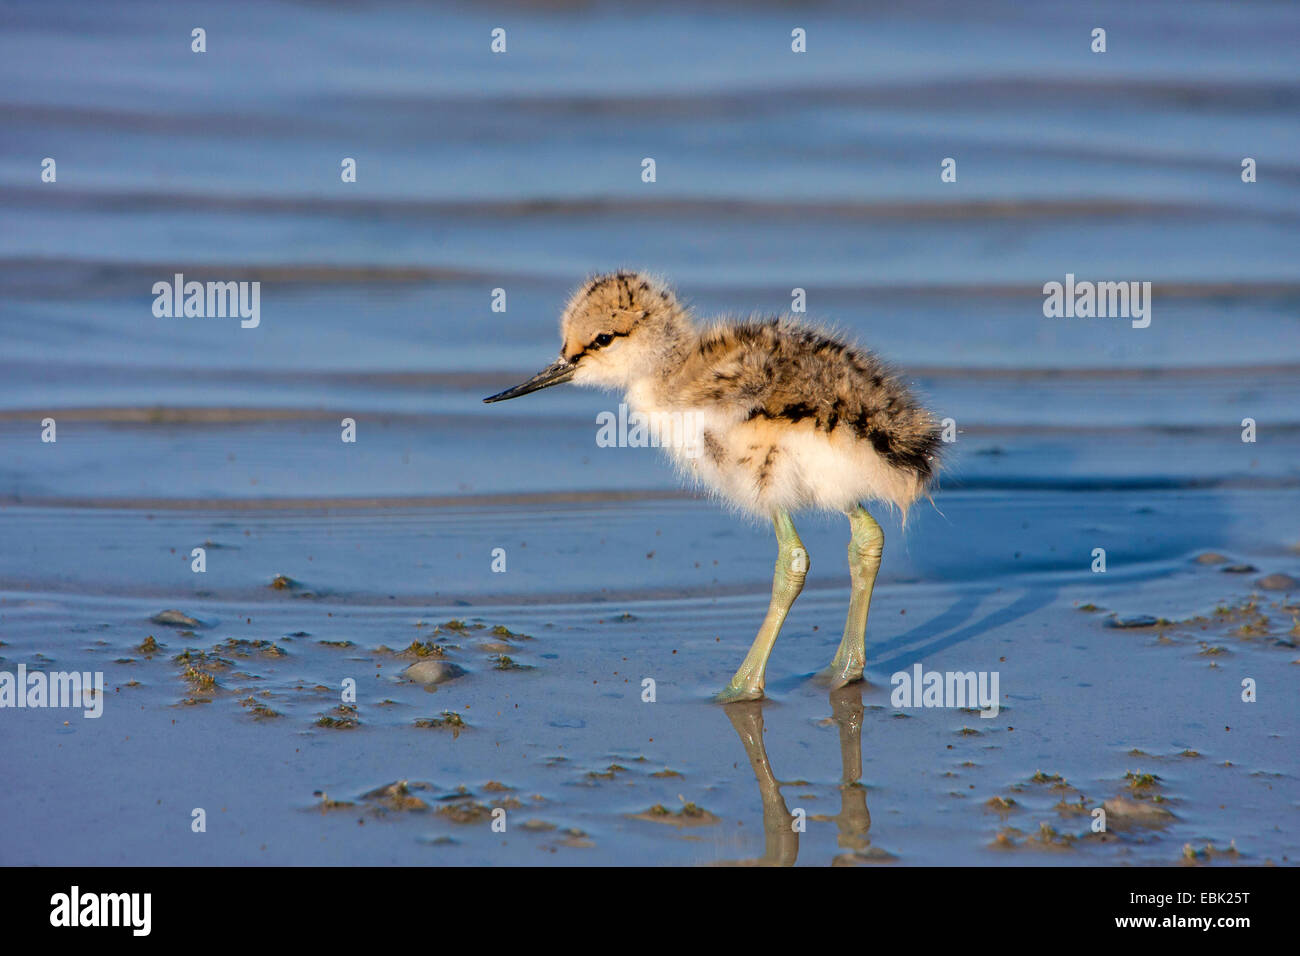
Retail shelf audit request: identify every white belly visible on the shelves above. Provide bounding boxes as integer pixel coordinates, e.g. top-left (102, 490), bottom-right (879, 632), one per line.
top-left (625, 386), bottom-right (923, 518)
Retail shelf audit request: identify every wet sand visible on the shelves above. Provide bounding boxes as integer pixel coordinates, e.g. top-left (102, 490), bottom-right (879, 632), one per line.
top-left (1, 492), bottom-right (1297, 865)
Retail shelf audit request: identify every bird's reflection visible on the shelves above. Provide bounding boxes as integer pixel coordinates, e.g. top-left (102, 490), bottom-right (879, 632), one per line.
top-left (828, 685), bottom-right (872, 861)
top-left (721, 699), bottom-right (799, 866)
top-left (717, 685), bottom-right (874, 866)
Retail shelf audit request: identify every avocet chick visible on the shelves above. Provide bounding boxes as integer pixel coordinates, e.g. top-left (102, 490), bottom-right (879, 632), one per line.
top-left (485, 271), bottom-right (941, 702)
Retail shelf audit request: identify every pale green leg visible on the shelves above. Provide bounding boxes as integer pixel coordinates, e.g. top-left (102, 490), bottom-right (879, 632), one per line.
top-left (716, 511), bottom-right (808, 703)
top-left (820, 505), bottom-right (883, 689)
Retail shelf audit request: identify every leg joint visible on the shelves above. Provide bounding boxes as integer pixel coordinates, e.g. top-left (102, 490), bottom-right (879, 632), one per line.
top-left (846, 508), bottom-right (884, 568)
top-left (772, 511), bottom-right (808, 584)
top-left (779, 544), bottom-right (810, 581)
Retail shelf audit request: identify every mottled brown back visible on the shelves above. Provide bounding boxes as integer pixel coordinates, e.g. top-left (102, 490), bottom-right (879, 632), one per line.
top-left (673, 317), bottom-right (941, 482)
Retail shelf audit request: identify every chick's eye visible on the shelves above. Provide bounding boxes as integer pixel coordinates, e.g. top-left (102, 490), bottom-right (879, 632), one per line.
top-left (594, 333), bottom-right (615, 348)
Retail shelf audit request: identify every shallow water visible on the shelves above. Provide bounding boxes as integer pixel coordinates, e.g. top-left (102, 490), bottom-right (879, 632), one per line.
top-left (1, 0), bottom-right (1298, 865)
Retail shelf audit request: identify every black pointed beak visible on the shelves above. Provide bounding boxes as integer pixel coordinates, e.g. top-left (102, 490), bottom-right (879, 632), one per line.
top-left (482, 358), bottom-right (577, 403)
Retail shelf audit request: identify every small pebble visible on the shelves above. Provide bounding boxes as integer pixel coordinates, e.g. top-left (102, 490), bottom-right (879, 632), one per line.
top-left (150, 609), bottom-right (201, 628)
top-left (1106, 615), bottom-right (1159, 629)
top-left (403, 660), bottom-right (467, 685)
top-left (1256, 573), bottom-right (1297, 591)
